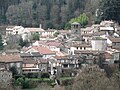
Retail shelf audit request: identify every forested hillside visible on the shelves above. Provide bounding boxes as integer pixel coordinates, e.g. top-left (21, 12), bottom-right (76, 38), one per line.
top-left (0, 0), bottom-right (100, 29)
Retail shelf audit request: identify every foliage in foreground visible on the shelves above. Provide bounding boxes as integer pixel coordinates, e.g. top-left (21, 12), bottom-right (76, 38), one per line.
top-left (72, 66), bottom-right (120, 90)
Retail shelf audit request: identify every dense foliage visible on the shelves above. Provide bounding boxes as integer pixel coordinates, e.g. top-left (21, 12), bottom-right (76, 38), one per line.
top-left (72, 66), bottom-right (120, 90)
top-left (0, 0), bottom-right (101, 29)
top-left (98, 0), bottom-right (120, 24)
top-left (69, 13), bottom-right (89, 27)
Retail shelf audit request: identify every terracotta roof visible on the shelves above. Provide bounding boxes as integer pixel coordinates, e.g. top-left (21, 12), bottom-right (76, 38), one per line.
top-left (109, 37), bottom-right (120, 42)
top-left (32, 46), bottom-right (55, 55)
top-left (0, 54), bottom-right (22, 63)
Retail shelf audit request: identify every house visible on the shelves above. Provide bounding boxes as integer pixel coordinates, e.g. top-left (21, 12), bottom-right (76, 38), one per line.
top-left (99, 26), bottom-right (115, 36)
top-left (108, 37), bottom-right (120, 50)
top-left (0, 54), bottom-right (23, 74)
top-left (100, 20), bottom-right (115, 27)
top-left (68, 43), bottom-right (92, 55)
top-left (24, 27), bottom-right (45, 35)
top-left (38, 59), bottom-right (48, 72)
top-left (6, 26), bottom-right (24, 35)
top-left (22, 60), bottom-right (39, 74)
top-left (91, 37), bottom-right (107, 51)
top-left (24, 46), bottom-right (56, 59)
top-left (74, 50), bottom-right (105, 64)
top-left (33, 41), bottom-right (63, 52)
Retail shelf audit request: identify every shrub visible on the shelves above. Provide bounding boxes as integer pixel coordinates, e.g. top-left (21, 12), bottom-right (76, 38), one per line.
top-left (41, 72), bottom-right (50, 78)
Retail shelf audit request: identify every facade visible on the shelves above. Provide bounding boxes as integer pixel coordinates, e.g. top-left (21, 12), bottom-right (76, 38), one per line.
top-left (6, 26), bottom-right (24, 35)
top-left (0, 69), bottom-right (12, 88)
top-left (91, 37), bottom-right (107, 51)
top-left (0, 54), bottom-right (23, 74)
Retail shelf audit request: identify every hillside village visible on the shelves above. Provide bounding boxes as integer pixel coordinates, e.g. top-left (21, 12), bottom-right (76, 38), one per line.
top-left (0, 20), bottom-right (120, 89)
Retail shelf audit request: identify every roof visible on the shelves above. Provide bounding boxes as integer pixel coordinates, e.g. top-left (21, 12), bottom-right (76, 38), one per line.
top-left (23, 60), bottom-right (37, 64)
top-left (72, 22), bottom-right (80, 25)
top-left (75, 50), bottom-right (105, 54)
top-left (32, 46), bottom-right (55, 55)
top-left (0, 54), bottom-right (22, 63)
top-left (54, 56), bottom-right (68, 60)
top-left (25, 28), bottom-right (45, 32)
top-left (71, 44), bottom-right (91, 47)
top-left (38, 59), bottom-right (48, 63)
top-left (93, 31), bottom-right (106, 36)
top-left (38, 41), bottom-right (62, 47)
top-left (109, 37), bottom-right (120, 42)
top-left (100, 27), bottom-right (114, 31)
top-left (6, 26), bottom-right (15, 29)
top-left (92, 37), bottom-right (107, 40)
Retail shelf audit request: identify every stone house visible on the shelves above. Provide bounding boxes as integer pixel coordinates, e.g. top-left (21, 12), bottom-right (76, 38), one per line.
top-left (0, 54), bottom-right (23, 74)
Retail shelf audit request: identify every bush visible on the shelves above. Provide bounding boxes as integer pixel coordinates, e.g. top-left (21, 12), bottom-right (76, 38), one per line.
top-left (61, 78), bottom-right (74, 86)
top-left (41, 73), bottom-right (50, 78)
top-left (28, 73), bottom-right (38, 78)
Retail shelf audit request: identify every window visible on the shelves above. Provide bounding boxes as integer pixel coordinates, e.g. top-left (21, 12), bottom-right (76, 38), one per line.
top-left (84, 47), bottom-right (86, 50)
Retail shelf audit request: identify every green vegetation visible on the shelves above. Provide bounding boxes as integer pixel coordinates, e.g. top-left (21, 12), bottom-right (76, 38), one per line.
top-left (53, 31), bottom-right (60, 37)
top-left (9, 66), bottom-right (18, 77)
top-left (0, 0), bottom-right (101, 29)
top-left (69, 13), bottom-right (89, 27)
top-left (19, 38), bottom-right (29, 47)
top-left (98, 0), bottom-right (120, 24)
top-left (32, 33), bottom-right (40, 40)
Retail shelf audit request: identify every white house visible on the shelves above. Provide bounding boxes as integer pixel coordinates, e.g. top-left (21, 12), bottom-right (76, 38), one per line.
top-left (6, 26), bottom-right (24, 35)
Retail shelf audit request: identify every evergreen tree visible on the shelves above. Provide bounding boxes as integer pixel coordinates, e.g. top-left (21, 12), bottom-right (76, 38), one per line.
top-left (98, 0), bottom-right (120, 24)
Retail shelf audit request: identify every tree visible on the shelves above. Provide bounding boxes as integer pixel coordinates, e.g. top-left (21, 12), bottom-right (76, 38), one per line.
top-left (32, 33), bottom-right (40, 40)
top-left (0, 35), bottom-right (4, 50)
top-left (98, 0), bottom-right (120, 24)
top-left (69, 13), bottom-right (89, 27)
top-left (72, 65), bottom-right (120, 90)
top-left (19, 38), bottom-right (29, 48)
top-left (53, 31), bottom-right (60, 37)
top-left (9, 66), bottom-right (18, 77)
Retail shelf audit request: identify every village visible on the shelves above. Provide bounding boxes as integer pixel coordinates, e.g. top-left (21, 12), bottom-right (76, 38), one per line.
top-left (0, 20), bottom-right (120, 89)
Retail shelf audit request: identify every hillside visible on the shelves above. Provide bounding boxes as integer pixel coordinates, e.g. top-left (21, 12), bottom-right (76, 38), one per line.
top-left (0, 0), bottom-right (100, 29)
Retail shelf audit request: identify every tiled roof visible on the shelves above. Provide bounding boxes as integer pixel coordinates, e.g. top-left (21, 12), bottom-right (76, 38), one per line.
top-left (109, 37), bottom-right (120, 42)
top-left (0, 54), bottom-right (22, 63)
top-left (32, 46), bottom-right (55, 55)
